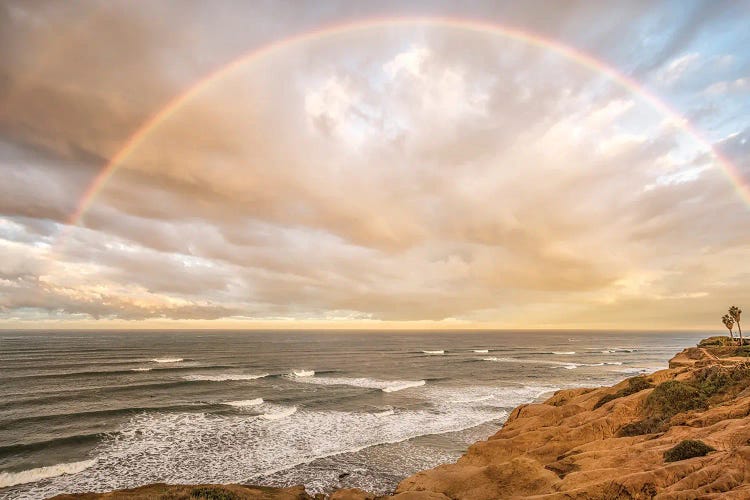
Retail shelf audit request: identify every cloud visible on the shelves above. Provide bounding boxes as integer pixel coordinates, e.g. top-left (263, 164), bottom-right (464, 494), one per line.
top-left (0, 2), bottom-right (748, 328)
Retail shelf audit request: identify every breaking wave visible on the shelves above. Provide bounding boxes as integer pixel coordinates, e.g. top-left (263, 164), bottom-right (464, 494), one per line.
top-left (151, 358), bottom-right (182, 363)
top-left (182, 373), bottom-right (269, 382)
top-left (422, 350), bottom-right (444, 355)
top-left (259, 406), bottom-right (297, 420)
top-left (224, 398), bottom-right (264, 407)
top-left (0, 460), bottom-right (96, 488)
top-left (289, 376), bottom-right (425, 393)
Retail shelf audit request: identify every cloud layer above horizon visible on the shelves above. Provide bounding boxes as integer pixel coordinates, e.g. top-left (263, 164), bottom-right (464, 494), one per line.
top-left (1, 0), bottom-right (749, 329)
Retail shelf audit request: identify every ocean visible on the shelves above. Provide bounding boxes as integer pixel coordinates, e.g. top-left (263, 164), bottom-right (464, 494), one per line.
top-left (0, 330), bottom-right (706, 499)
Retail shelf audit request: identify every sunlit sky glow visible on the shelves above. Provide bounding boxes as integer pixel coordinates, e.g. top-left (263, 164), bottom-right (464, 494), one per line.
top-left (1, 1), bottom-right (749, 330)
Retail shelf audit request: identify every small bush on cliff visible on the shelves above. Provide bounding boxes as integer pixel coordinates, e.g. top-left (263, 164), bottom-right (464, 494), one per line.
top-left (190, 487), bottom-right (239, 500)
top-left (699, 336), bottom-right (734, 347)
top-left (695, 364), bottom-right (750, 399)
top-left (618, 380), bottom-right (708, 437)
top-left (594, 376), bottom-right (653, 409)
top-left (663, 440), bottom-right (715, 462)
top-left (645, 380), bottom-right (708, 417)
top-left (618, 417), bottom-right (663, 437)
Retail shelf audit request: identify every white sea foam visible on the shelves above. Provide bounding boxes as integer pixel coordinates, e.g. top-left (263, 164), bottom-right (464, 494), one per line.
top-left (260, 406), bottom-right (298, 420)
top-left (224, 398), bottom-right (263, 407)
top-left (290, 370), bottom-right (315, 377)
top-left (449, 394), bottom-right (494, 404)
top-left (382, 380), bottom-right (426, 392)
top-left (422, 350), bottom-right (444, 355)
top-left (130, 367), bottom-right (152, 372)
top-left (374, 409), bottom-right (395, 417)
top-left (473, 349), bottom-right (489, 353)
top-left (183, 373), bottom-right (269, 382)
top-left (0, 460), bottom-right (95, 488)
top-left (151, 358), bottom-right (182, 363)
top-left (12, 383), bottom-right (556, 498)
top-left (289, 376), bottom-right (425, 393)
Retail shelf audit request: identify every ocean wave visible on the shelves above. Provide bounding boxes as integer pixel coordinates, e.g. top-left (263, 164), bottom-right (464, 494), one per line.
top-left (130, 367), bottom-right (152, 372)
top-left (552, 351), bottom-right (576, 355)
top-left (448, 394), bottom-right (494, 404)
top-left (259, 406), bottom-right (297, 420)
top-left (182, 373), bottom-right (269, 382)
top-left (382, 380), bottom-right (426, 392)
top-left (0, 459), bottom-right (95, 488)
top-left (473, 349), bottom-right (489, 353)
top-left (422, 350), bottom-right (444, 355)
top-left (289, 375), bottom-right (426, 393)
top-left (224, 398), bottom-right (264, 407)
top-left (290, 369), bottom-right (315, 377)
top-left (482, 357), bottom-right (580, 369)
top-left (151, 358), bottom-right (182, 363)
top-left (596, 348), bottom-right (638, 354)
top-left (11, 382), bottom-right (556, 498)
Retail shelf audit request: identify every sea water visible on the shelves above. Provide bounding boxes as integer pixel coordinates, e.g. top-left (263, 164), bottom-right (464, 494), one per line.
top-left (0, 330), bottom-right (706, 498)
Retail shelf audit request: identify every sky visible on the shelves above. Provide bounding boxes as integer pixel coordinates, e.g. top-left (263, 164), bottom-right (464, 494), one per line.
top-left (0, 0), bottom-right (749, 330)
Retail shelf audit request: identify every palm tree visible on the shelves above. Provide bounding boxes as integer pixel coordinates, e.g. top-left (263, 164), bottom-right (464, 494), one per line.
top-left (722, 314), bottom-right (735, 343)
top-left (729, 306), bottom-right (743, 346)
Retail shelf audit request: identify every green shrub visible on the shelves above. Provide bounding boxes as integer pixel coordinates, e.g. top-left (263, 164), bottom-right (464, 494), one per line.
top-left (694, 364), bottom-right (750, 399)
top-left (618, 380), bottom-right (708, 437)
top-left (618, 417), bottom-right (664, 437)
top-left (696, 369), bottom-right (732, 398)
top-left (190, 487), bottom-right (239, 500)
top-left (594, 376), bottom-right (653, 409)
top-left (663, 440), bottom-right (715, 462)
top-left (698, 336), bottom-right (734, 347)
top-left (645, 380), bottom-right (707, 418)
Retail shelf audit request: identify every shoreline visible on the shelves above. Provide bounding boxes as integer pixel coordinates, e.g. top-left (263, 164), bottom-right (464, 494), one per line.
top-left (40, 337), bottom-right (750, 498)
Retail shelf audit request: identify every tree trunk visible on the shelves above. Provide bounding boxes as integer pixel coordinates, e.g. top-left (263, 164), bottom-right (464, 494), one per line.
top-left (739, 321), bottom-right (743, 346)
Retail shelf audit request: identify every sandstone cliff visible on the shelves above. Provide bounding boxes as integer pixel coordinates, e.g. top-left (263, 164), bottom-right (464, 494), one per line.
top-left (51, 339), bottom-right (750, 500)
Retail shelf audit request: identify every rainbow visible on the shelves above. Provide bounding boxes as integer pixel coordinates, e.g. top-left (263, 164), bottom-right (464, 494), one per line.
top-left (67, 16), bottom-right (748, 228)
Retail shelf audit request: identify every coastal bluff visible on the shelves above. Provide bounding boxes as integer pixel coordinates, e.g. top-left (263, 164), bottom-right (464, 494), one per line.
top-left (50, 338), bottom-right (750, 500)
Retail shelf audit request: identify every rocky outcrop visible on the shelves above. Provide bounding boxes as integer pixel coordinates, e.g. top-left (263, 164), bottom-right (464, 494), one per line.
top-left (393, 343), bottom-right (750, 499)
top-left (50, 339), bottom-right (750, 500)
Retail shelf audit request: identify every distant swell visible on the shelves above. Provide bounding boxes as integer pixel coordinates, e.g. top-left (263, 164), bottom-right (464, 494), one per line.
top-left (183, 373), bottom-right (269, 382)
top-left (0, 460), bottom-right (95, 488)
top-left (151, 358), bottom-right (183, 363)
